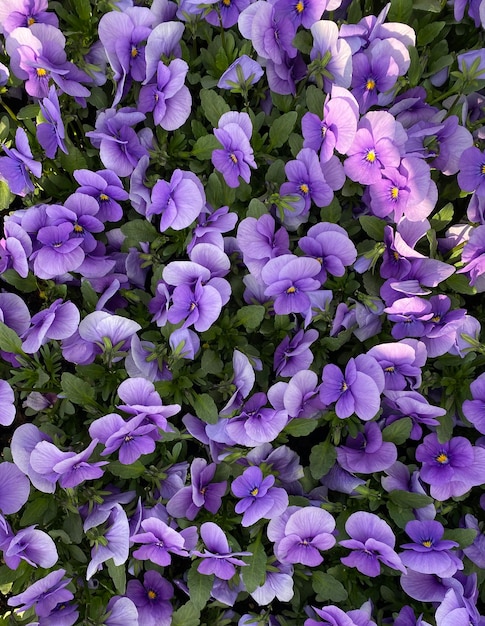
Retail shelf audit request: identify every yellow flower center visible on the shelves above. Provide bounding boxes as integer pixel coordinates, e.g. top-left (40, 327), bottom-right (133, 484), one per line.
top-left (223, 0), bottom-right (231, 5)
top-left (366, 78), bottom-right (376, 91)
top-left (299, 183), bottom-right (309, 194)
top-left (250, 487), bottom-right (259, 496)
top-left (27, 16), bottom-right (35, 26)
top-left (295, 0), bottom-right (304, 12)
top-left (147, 590), bottom-right (157, 600)
top-left (131, 46), bottom-right (139, 58)
top-left (431, 315), bottom-right (441, 323)
top-left (384, 366), bottom-right (395, 373)
top-left (189, 302), bottom-right (197, 311)
top-left (481, 163), bottom-right (485, 175)
top-left (286, 286), bottom-right (296, 294)
top-left (73, 224), bottom-right (83, 233)
top-left (341, 381), bottom-right (348, 392)
top-left (230, 153), bottom-right (238, 163)
top-left (36, 68), bottom-right (48, 77)
top-left (435, 453), bottom-right (448, 464)
top-left (391, 187), bottom-right (399, 199)
top-left (99, 193), bottom-right (109, 202)
top-left (366, 149), bottom-right (376, 163)
top-left (422, 540), bottom-right (433, 548)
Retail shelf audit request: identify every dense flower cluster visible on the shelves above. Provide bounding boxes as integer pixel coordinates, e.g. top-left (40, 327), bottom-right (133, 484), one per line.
top-left (0, 0), bottom-right (484, 625)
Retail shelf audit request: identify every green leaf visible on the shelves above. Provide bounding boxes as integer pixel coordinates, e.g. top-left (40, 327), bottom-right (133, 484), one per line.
top-left (171, 602), bottom-right (200, 626)
top-left (309, 439), bottom-right (337, 480)
top-left (443, 528), bottom-right (477, 548)
top-left (59, 146), bottom-right (88, 173)
top-left (0, 269), bottom-right (37, 293)
top-left (235, 305), bottom-right (266, 330)
top-left (417, 22), bottom-right (446, 46)
top-left (16, 104), bottom-right (40, 119)
top-left (205, 172), bottom-right (236, 207)
top-left (0, 180), bottom-right (12, 210)
top-left (247, 198), bottom-right (267, 218)
top-left (200, 89), bottom-right (230, 127)
top-left (187, 564), bottom-right (213, 611)
top-left (388, 0), bottom-right (413, 23)
top-left (269, 111), bottom-right (298, 150)
top-left (192, 393), bottom-right (219, 424)
top-left (321, 197), bottom-right (341, 223)
top-left (386, 502), bottom-right (415, 529)
top-left (430, 203), bottom-right (454, 232)
top-left (121, 219), bottom-right (159, 247)
top-left (201, 349), bottom-right (223, 375)
top-left (73, 0), bottom-right (91, 20)
top-left (284, 418), bottom-right (320, 437)
top-left (192, 134), bottom-right (221, 160)
top-left (388, 490), bottom-right (434, 509)
top-left (312, 571), bottom-right (348, 603)
top-left (359, 215), bottom-right (385, 241)
top-left (306, 85), bottom-right (325, 116)
top-left (407, 45), bottom-right (421, 87)
top-left (413, 0), bottom-right (442, 10)
top-left (20, 496), bottom-right (57, 527)
top-left (109, 460), bottom-right (147, 479)
top-left (382, 418), bottom-right (412, 445)
top-left (292, 29), bottom-right (312, 54)
top-left (242, 534), bottom-right (267, 593)
top-left (61, 372), bottom-right (96, 406)
top-left (445, 274), bottom-right (477, 296)
top-left (0, 320), bottom-right (23, 353)
top-left (107, 558), bottom-right (126, 595)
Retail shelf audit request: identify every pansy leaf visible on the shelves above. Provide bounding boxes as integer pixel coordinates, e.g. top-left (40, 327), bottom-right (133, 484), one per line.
top-left (0, 321), bottom-right (23, 353)
top-left (388, 490), bottom-right (434, 509)
top-left (171, 602), bottom-right (200, 626)
top-left (310, 439), bottom-right (337, 480)
top-left (200, 89), bottom-right (230, 127)
top-left (443, 528), bottom-right (477, 548)
top-left (388, 0), bottom-right (413, 23)
top-left (201, 349), bottom-right (223, 375)
top-left (242, 533), bottom-right (267, 593)
top-left (192, 393), bottom-right (219, 424)
top-left (61, 373), bottom-right (96, 406)
top-left (192, 134), bottom-right (221, 160)
top-left (359, 216), bottom-right (386, 241)
top-left (430, 203), bottom-right (454, 231)
top-left (107, 558), bottom-right (126, 595)
top-left (247, 198), bottom-right (267, 218)
top-left (234, 305), bottom-right (266, 330)
top-left (269, 112), bottom-right (298, 150)
top-left (312, 571), bottom-right (348, 603)
top-left (109, 460), bottom-right (147, 479)
top-left (418, 22), bottom-right (446, 46)
top-left (188, 563), bottom-right (214, 611)
top-left (382, 418), bottom-right (412, 445)
top-left (306, 85), bottom-right (326, 116)
top-left (386, 502), bottom-right (415, 529)
top-left (0, 180), bottom-right (12, 210)
top-left (120, 220), bottom-right (159, 247)
top-left (284, 419), bottom-right (320, 437)
top-left (1, 269), bottom-right (37, 292)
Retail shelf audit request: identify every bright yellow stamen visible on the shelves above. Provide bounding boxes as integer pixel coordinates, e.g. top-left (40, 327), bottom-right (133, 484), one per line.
top-left (230, 153), bottom-right (238, 163)
top-left (295, 0), bottom-right (304, 12)
top-left (431, 315), bottom-right (441, 323)
top-left (391, 187), bottom-right (399, 199)
top-left (147, 590), bottom-right (157, 600)
top-left (27, 16), bottom-right (35, 26)
top-left (131, 47), bottom-right (139, 58)
top-left (286, 286), bottom-right (296, 294)
top-left (36, 68), bottom-right (47, 77)
top-left (189, 302), bottom-right (197, 311)
top-left (366, 149), bottom-right (376, 163)
top-left (422, 540), bottom-right (433, 548)
top-left (250, 487), bottom-right (259, 496)
top-left (393, 251), bottom-right (400, 261)
top-left (73, 224), bottom-right (83, 233)
top-left (99, 193), bottom-right (109, 201)
top-left (436, 453), bottom-right (448, 464)
top-left (223, 0), bottom-right (231, 5)
top-left (384, 366), bottom-right (395, 373)
top-left (366, 78), bottom-right (376, 91)
top-left (341, 381), bottom-right (348, 392)
top-left (481, 163), bottom-right (485, 175)
top-left (299, 183), bottom-right (309, 194)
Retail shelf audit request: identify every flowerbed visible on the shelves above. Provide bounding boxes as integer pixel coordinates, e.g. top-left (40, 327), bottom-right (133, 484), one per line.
top-left (0, 0), bottom-right (484, 624)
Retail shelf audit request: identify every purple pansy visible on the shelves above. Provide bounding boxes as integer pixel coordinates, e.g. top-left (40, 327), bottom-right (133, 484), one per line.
top-left (86, 504), bottom-right (130, 580)
top-left (7, 569), bottom-right (74, 618)
top-left (463, 372), bottom-right (485, 434)
top-left (337, 422), bottom-right (397, 474)
top-left (126, 570), bottom-right (173, 626)
top-left (274, 328), bottom-right (319, 377)
top-left (21, 298), bottom-right (79, 354)
top-left (339, 511), bottom-right (406, 577)
top-left (103, 596), bottom-right (139, 626)
top-left (192, 521), bottom-right (250, 580)
top-left (231, 466), bottom-right (288, 526)
top-left (0, 461), bottom-right (30, 514)
top-left (218, 54), bottom-right (264, 90)
top-left (131, 516), bottom-right (189, 566)
top-left (36, 85), bottom-right (68, 158)
top-left (148, 169), bottom-right (205, 231)
top-left (0, 127), bottom-right (41, 196)
top-left (212, 111), bottom-right (256, 188)
top-left (74, 168), bottom-right (128, 223)
top-left (0, 0), bottom-right (59, 36)
top-left (3, 525), bottom-right (58, 570)
top-left (0, 380), bottom-right (16, 426)
top-left (310, 20), bottom-right (352, 91)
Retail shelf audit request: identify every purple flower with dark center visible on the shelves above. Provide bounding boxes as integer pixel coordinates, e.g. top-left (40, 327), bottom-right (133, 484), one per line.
top-left (116, 377), bottom-right (180, 431)
top-left (384, 297), bottom-right (434, 339)
top-left (212, 111), bottom-right (256, 188)
top-left (278, 370), bottom-right (324, 419)
top-left (0, 0), bottom-right (59, 36)
top-left (126, 570), bottom-right (173, 626)
top-left (218, 54), bottom-right (263, 90)
top-left (320, 355), bottom-right (384, 421)
top-left (367, 339), bottom-right (426, 391)
top-left (237, 214), bottom-right (290, 279)
top-left (148, 169), bottom-right (205, 231)
top-left (138, 59), bottom-right (191, 130)
top-left (131, 517), bottom-right (189, 566)
top-left (166, 457), bottom-right (226, 520)
top-left (89, 413), bottom-right (159, 464)
top-left (463, 372), bottom-right (485, 434)
top-left (36, 85), bottom-right (68, 158)
top-left (205, 0), bottom-right (251, 28)
top-left (32, 222), bottom-right (85, 279)
top-left (269, 506), bottom-right (336, 566)
top-left (74, 169), bottom-right (128, 223)
top-left (421, 295), bottom-right (467, 358)
top-left (224, 392), bottom-right (288, 445)
top-left (231, 466), bottom-right (288, 526)
top-left (274, 328), bottom-right (319, 377)
top-left (87, 504), bottom-right (129, 580)
top-left (302, 86), bottom-right (358, 163)
top-left (273, 0), bottom-right (332, 28)
top-left (98, 6), bottom-right (154, 105)
top-left (21, 298), bottom-right (79, 354)
top-left (339, 511), bottom-right (406, 577)
top-left (337, 422), bottom-right (397, 474)
top-left (192, 521), bottom-right (250, 580)
top-left (457, 146), bottom-right (485, 196)
top-left (261, 254), bottom-right (322, 316)
top-left (344, 111), bottom-right (404, 185)
top-left (3, 525), bottom-right (58, 570)
top-left (416, 433), bottom-right (485, 500)
top-left (400, 520), bottom-right (463, 578)
top-left (7, 569), bottom-right (73, 618)
top-left (167, 277), bottom-right (222, 332)
top-left (382, 390), bottom-right (445, 441)
top-left (0, 127), bottom-right (41, 196)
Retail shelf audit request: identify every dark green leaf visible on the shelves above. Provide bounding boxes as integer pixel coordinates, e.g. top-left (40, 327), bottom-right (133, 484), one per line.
top-left (205, 172), bottom-right (236, 207)
top-left (61, 372), bottom-right (96, 406)
top-left (192, 134), bottom-right (221, 160)
top-left (284, 418), bottom-right (320, 437)
top-left (200, 89), bottom-right (230, 127)
top-left (16, 104), bottom-right (40, 119)
top-left (0, 321), bottom-right (23, 353)
top-left (407, 45), bottom-right (421, 87)
top-left (0, 180), bottom-right (12, 210)
top-left (109, 460), bottom-right (147, 479)
top-left (0, 269), bottom-right (37, 293)
top-left (171, 602), bottom-right (200, 626)
top-left (386, 502), bottom-right (415, 529)
top-left (413, 0), bottom-right (442, 10)
top-left (192, 393), bottom-right (219, 424)
top-left (242, 534), bottom-right (267, 593)
top-left (320, 197), bottom-right (342, 223)
top-left (269, 112), bottom-right (298, 150)
top-left (443, 528), bottom-right (477, 548)
top-left (247, 198), bottom-right (267, 218)
top-left (430, 203), bottom-right (454, 231)
top-left (73, 0), bottom-right (91, 20)
top-left (306, 85), bottom-right (325, 116)
top-left (59, 146), bottom-right (88, 173)
top-left (388, 490), bottom-right (434, 509)
top-left (382, 418), bottom-right (412, 445)
top-left (417, 22), bottom-right (446, 46)
top-left (388, 0), bottom-right (413, 23)
top-left (121, 219), bottom-right (159, 247)
top-left (107, 558), bottom-right (126, 595)
top-left (20, 496), bottom-right (57, 527)
top-left (359, 216), bottom-right (385, 241)
top-left (201, 349), bottom-right (223, 375)
top-left (187, 564), bottom-right (213, 611)
top-left (309, 439), bottom-right (337, 480)
top-left (235, 305), bottom-right (266, 330)
top-left (445, 274), bottom-right (477, 296)
top-left (312, 571), bottom-right (348, 602)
